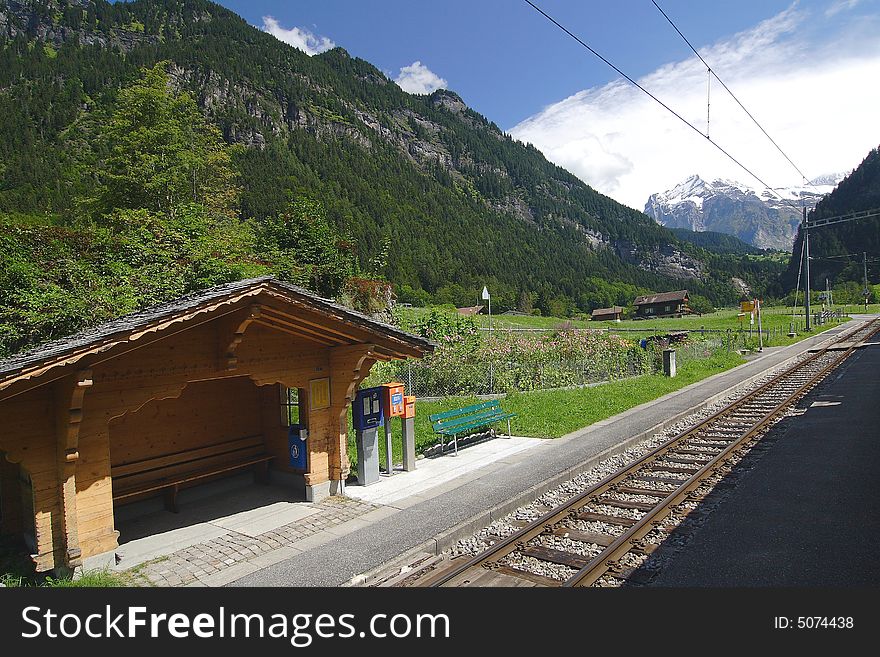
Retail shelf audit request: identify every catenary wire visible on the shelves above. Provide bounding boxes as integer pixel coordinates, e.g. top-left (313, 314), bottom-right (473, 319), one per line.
top-left (650, 0), bottom-right (816, 191)
top-left (522, 0), bottom-right (805, 213)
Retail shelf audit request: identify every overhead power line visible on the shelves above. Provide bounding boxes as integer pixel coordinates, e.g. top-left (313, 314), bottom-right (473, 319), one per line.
top-left (805, 207), bottom-right (880, 229)
top-left (650, 0), bottom-right (816, 191)
top-left (522, 0), bottom-right (802, 211)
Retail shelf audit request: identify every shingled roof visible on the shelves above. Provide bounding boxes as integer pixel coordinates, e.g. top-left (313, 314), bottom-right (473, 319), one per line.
top-left (633, 290), bottom-right (690, 306)
top-left (0, 277), bottom-right (434, 388)
top-left (591, 306), bottom-right (623, 317)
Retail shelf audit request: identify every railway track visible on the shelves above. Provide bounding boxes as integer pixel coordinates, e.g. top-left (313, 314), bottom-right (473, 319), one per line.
top-left (421, 318), bottom-right (879, 588)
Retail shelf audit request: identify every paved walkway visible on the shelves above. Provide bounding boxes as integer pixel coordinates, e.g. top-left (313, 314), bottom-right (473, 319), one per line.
top-left (104, 320), bottom-right (859, 587)
top-left (116, 493), bottom-right (381, 587)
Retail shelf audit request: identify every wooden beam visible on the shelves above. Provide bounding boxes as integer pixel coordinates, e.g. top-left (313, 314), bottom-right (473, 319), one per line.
top-left (261, 296), bottom-right (428, 359)
top-left (254, 315), bottom-right (344, 347)
top-left (260, 298), bottom-right (368, 342)
top-left (327, 345), bottom-right (378, 482)
top-left (55, 369), bottom-right (92, 569)
top-left (225, 304), bottom-right (262, 371)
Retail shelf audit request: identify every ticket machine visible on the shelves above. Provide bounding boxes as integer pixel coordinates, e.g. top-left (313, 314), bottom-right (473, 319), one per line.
top-left (381, 383), bottom-right (405, 476)
top-left (353, 387), bottom-right (384, 486)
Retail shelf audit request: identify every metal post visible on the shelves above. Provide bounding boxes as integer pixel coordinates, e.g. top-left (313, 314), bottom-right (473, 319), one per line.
top-left (401, 416), bottom-right (415, 472)
top-left (384, 423), bottom-right (393, 477)
top-left (804, 207), bottom-right (812, 331)
top-left (865, 252), bottom-right (869, 312)
top-left (757, 299), bottom-right (763, 352)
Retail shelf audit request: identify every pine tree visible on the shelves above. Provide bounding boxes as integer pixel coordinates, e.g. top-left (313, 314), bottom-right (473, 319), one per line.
top-left (92, 61), bottom-right (239, 219)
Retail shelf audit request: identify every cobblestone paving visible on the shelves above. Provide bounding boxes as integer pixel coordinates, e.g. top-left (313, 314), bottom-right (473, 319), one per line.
top-left (122, 496), bottom-right (380, 587)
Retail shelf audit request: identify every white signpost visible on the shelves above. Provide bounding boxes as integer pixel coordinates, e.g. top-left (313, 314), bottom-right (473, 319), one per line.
top-left (482, 285), bottom-right (491, 335)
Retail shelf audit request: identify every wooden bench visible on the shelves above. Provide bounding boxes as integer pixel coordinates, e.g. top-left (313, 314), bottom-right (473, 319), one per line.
top-left (111, 435), bottom-right (274, 513)
top-left (429, 400), bottom-right (517, 456)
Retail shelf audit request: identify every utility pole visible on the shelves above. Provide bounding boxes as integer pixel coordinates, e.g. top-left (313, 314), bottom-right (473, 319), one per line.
top-left (756, 298), bottom-right (763, 352)
top-left (864, 252), bottom-right (870, 312)
top-left (804, 207), bottom-right (812, 331)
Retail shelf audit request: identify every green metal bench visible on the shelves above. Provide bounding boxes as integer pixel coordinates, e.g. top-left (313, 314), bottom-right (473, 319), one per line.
top-left (429, 399), bottom-right (517, 456)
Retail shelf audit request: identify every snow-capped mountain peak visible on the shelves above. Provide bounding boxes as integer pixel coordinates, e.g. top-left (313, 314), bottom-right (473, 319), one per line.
top-left (644, 173), bottom-right (845, 250)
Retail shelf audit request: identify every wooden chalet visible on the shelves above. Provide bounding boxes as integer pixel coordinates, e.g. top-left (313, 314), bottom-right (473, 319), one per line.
top-left (591, 306), bottom-right (623, 322)
top-left (633, 290), bottom-right (691, 318)
top-left (0, 278), bottom-right (433, 573)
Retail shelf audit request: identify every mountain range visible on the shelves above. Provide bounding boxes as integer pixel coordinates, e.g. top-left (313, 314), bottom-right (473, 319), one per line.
top-left (644, 174), bottom-right (844, 250)
top-left (0, 0), bottom-right (792, 353)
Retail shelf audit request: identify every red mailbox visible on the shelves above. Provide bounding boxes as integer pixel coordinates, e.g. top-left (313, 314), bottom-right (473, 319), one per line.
top-left (382, 382), bottom-right (405, 418)
top-left (403, 395), bottom-right (416, 419)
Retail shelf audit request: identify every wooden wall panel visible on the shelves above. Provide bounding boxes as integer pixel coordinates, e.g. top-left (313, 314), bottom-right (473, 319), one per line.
top-left (304, 408), bottom-right (331, 485)
top-left (0, 388), bottom-right (54, 468)
top-left (0, 457), bottom-right (22, 534)
top-left (0, 387), bottom-right (60, 568)
top-left (108, 377), bottom-right (262, 466)
top-left (235, 323), bottom-right (322, 367)
top-left (259, 385), bottom-right (291, 472)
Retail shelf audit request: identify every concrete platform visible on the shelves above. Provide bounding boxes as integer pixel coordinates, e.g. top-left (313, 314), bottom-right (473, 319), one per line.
top-left (109, 475), bottom-right (321, 571)
top-left (345, 436), bottom-right (545, 507)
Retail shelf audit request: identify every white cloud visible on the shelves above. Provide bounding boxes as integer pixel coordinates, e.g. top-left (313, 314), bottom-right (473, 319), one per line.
top-left (262, 16), bottom-right (335, 56)
top-left (510, 6), bottom-right (880, 211)
top-left (394, 61), bottom-right (448, 94)
top-left (826, 0), bottom-right (861, 18)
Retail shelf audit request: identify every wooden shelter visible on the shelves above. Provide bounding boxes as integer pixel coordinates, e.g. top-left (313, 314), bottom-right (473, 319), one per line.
top-left (632, 290), bottom-right (691, 319)
top-left (0, 278), bottom-right (432, 573)
top-left (456, 305), bottom-right (485, 316)
top-left (591, 306), bottom-right (623, 322)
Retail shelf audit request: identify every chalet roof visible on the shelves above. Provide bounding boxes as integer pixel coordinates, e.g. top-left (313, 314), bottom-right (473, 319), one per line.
top-left (456, 305), bottom-right (485, 316)
top-left (591, 306), bottom-right (623, 316)
top-left (633, 290), bottom-right (690, 306)
top-left (0, 277), bottom-right (434, 389)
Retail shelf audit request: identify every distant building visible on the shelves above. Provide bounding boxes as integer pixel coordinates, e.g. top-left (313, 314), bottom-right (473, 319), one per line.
top-left (591, 306), bottom-right (623, 322)
top-left (456, 305), bottom-right (485, 316)
top-left (633, 290), bottom-right (691, 318)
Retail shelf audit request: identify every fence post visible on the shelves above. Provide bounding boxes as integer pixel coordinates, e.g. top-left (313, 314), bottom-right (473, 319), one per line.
top-left (407, 360), bottom-right (413, 396)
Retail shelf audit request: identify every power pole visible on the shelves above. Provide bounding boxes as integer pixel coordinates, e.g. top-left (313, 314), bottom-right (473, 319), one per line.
top-left (804, 207), bottom-right (812, 331)
top-left (864, 252), bottom-right (870, 312)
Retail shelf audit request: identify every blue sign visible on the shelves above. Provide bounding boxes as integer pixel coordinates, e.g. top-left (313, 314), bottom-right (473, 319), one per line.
top-left (288, 425), bottom-right (308, 470)
top-left (354, 387), bottom-right (384, 430)
top-left (391, 392), bottom-right (403, 406)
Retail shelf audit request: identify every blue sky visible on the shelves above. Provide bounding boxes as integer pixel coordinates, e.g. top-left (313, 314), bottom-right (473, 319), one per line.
top-left (216, 0), bottom-right (880, 209)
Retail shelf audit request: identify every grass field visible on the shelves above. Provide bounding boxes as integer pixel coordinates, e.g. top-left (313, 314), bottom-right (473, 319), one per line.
top-left (399, 303), bottom-right (850, 349)
top-left (348, 348), bottom-right (748, 475)
top-left (355, 303), bottom-right (860, 475)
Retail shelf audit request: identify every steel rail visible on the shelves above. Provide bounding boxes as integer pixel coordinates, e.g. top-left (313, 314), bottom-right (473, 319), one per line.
top-left (426, 318), bottom-right (877, 588)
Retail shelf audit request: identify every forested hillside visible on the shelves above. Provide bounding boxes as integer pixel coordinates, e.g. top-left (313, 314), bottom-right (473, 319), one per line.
top-left (0, 0), bottom-right (782, 356)
top-left (784, 147), bottom-right (880, 295)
